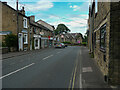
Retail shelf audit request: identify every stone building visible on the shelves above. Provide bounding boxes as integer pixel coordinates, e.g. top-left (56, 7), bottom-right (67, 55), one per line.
top-left (55, 33), bottom-right (83, 44)
top-left (29, 17), bottom-right (54, 50)
top-left (88, 1), bottom-right (120, 85)
top-left (37, 20), bottom-right (54, 48)
top-left (0, 2), bottom-right (30, 51)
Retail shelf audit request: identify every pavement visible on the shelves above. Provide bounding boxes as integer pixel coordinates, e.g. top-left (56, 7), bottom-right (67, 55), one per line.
top-left (1, 46), bottom-right (112, 89)
top-left (2, 47), bottom-right (54, 60)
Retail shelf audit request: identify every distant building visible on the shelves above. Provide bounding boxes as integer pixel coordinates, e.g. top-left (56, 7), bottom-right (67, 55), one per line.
top-left (55, 33), bottom-right (83, 44)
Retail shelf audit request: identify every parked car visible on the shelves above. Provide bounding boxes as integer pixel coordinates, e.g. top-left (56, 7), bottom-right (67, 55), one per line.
top-left (55, 43), bottom-right (65, 48)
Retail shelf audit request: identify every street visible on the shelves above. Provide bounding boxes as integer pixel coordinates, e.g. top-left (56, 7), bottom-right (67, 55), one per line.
top-left (2, 46), bottom-right (109, 88)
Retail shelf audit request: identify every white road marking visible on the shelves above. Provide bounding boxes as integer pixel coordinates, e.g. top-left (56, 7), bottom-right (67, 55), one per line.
top-left (0, 63), bottom-right (35, 79)
top-left (79, 49), bottom-right (82, 88)
top-left (80, 74), bottom-right (82, 88)
top-left (43, 55), bottom-right (53, 60)
top-left (82, 67), bottom-right (93, 73)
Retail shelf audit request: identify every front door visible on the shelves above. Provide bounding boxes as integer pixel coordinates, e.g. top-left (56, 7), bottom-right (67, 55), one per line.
top-left (18, 33), bottom-right (23, 51)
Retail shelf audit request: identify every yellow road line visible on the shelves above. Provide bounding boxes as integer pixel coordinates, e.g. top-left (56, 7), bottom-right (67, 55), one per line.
top-left (72, 64), bottom-right (78, 90)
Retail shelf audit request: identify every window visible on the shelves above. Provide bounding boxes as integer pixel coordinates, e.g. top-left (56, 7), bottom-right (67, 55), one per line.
top-left (23, 17), bottom-right (27, 28)
top-left (95, 0), bottom-right (98, 13)
top-left (23, 34), bottom-right (28, 44)
top-left (100, 24), bottom-right (106, 50)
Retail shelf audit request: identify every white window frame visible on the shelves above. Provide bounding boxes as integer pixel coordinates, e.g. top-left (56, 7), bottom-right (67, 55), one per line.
top-left (24, 34), bottom-right (28, 44)
top-left (23, 17), bottom-right (27, 28)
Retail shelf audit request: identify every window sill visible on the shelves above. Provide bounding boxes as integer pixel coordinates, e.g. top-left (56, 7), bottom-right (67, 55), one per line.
top-left (100, 48), bottom-right (106, 53)
top-left (24, 43), bottom-right (28, 44)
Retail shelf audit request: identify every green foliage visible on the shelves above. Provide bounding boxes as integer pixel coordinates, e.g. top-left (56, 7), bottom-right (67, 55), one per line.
top-left (54, 24), bottom-right (70, 35)
top-left (82, 42), bottom-right (87, 46)
top-left (90, 52), bottom-right (94, 58)
top-left (75, 33), bottom-right (83, 39)
top-left (82, 35), bottom-right (88, 42)
top-left (62, 41), bottom-right (71, 44)
top-left (3, 34), bottom-right (18, 48)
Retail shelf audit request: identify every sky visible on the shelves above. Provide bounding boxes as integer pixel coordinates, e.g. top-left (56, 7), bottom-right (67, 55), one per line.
top-left (1, 0), bottom-right (90, 35)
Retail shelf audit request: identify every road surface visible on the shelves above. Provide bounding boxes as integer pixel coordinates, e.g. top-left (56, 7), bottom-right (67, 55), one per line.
top-left (1, 46), bottom-right (109, 88)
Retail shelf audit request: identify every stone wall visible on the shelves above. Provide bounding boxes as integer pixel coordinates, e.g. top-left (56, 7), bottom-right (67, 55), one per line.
top-left (94, 2), bottom-right (110, 79)
top-left (94, 2), bottom-right (120, 85)
top-left (2, 2), bottom-right (17, 35)
top-left (108, 2), bottom-right (120, 85)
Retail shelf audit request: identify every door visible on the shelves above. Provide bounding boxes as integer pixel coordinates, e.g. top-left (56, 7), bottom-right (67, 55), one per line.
top-left (18, 33), bottom-right (23, 51)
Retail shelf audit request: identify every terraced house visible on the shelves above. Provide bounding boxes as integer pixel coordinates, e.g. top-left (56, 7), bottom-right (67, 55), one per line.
top-left (0, 1), bottom-right (54, 52)
top-left (0, 2), bottom-right (30, 51)
top-left (29, 16), bottom-right (54, 50)
top-left (88, 1), bottom-right (120, 85)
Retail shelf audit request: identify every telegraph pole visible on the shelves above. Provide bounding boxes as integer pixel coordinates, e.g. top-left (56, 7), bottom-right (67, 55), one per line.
top-left (16, 0), bottom-right (19, 51)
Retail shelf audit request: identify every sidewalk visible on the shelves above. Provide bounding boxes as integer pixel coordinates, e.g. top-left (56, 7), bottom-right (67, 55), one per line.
top-left (2, 47), bottom-right (54, 60)
top-left (80, 46), bottom-right (111, 89)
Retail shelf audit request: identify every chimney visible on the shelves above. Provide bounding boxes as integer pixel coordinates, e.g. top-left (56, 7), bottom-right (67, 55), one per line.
top-left (29, 16), bottom-right (35, 21)
top-left (20, 7), bottom-right (25, 15)
top-left (2, 2), bottom-right (7, 4)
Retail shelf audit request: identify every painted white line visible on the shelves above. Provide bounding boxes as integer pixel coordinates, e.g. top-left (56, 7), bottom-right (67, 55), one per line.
top-left (82, 67), bottom-right (93, 73)
top-left (0, 63), bottom-right (35, 79)
top-left (79, 49), bottom-right (82, 88)
top-left (80, 74), bottom-right (82, 88)
top-left (43, 55), bottom-right (53, 60)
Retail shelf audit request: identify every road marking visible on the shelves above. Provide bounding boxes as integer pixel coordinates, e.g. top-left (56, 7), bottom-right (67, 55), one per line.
top-left (82, 67), bottom-right (93, 73)
top-left (72, 66), bottom-right (77, 89)
top-left (0, 63), bottom-right (35, 79)
top-left (42, 55), bottom-right (53, 60)
top-left (79, 49), bottom-right (82, 89)
top-left (80, 74), bottom-right (82, 88)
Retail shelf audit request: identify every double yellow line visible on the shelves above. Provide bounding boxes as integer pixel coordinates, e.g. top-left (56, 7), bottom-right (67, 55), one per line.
top-left (68, 59), bottom-right (78, 90)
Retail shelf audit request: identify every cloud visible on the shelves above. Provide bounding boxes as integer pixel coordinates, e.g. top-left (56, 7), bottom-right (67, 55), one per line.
top-left (49, 16), bottom-right (88, 35)
top-left (24, 0), bottom-right (54, 12)
top-left (70, 5), bottom-right (80, 11)
top-left (69, 2), bottom-right (89, 12)
top-left (1, 0), bottom-right (54, 12)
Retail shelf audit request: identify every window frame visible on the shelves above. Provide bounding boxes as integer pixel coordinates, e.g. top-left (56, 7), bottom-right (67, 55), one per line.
top-left (100, 24), bottom-right (106, 51)
top-left (23, 17), bottom-right (27, 28)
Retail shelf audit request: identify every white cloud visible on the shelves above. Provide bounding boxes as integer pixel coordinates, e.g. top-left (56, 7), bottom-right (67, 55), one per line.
top-left (24, 0), bottom-right (54, 12)
top-left (69, 2), bottom-right (89, 12)
top-left (1, 0), bottom-right (54, 12)
top-left (70, 5), bottom-right (80, 11)
top-left (49, 17), bottom-right (88, 35)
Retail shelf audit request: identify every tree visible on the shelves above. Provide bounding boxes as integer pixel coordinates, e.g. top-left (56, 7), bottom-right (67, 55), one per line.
top-left (3, 34), bottom-right (18, 48)
top-left (54, 24), bottom-right (70, 35)
top-left (82, 34), bottom-right (88, 42)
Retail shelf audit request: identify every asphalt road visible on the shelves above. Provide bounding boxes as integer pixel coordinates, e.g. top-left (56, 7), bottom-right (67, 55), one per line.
top-left (1, 46), bottom-right (110, 89)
